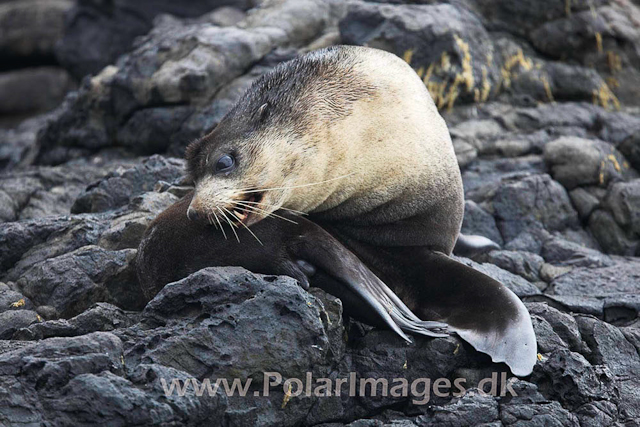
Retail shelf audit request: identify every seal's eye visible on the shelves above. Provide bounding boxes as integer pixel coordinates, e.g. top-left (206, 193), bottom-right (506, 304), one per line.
top-left (215, 154), bottom-right (236, 174)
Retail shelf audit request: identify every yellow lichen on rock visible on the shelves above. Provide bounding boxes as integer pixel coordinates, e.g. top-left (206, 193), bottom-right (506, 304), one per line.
top-left (403, 48), bottom-right (414, 65)
top-left (10, 298), bottom-right (25, 308)
top-left (541, 75), bottom-right (555, 103)
top-left (593, 82), bottom-right (621, 110)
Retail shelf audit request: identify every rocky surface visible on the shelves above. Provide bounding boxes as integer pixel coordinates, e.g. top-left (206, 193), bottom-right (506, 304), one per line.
top-left (0, 0), bottom-right (639, 425)
top-left (0, 0), bottom-right (75, 128)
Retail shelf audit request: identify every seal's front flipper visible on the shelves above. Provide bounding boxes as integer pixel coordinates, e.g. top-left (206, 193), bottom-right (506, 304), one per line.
top-left (291, 231), bottom-right (448, 341)
top-left (415, 251), bottom-right (537, 376)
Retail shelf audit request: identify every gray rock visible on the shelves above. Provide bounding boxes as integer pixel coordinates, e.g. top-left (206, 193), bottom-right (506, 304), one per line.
top-left (499, 400), bottom-right (580, 426)
top-left (604, 179), bottom-right (640, 237)
top-left (530, 314), bottom-right (570, 354)
top-left (0, 282), bottom-right (34, 313)
top-left (574, 401), bottom-right (618, 427)
top-left (136, 267), bottom-right (339, 380)
top-left (462, 156), bottom-right (546, 203)
top-left (0, 215), bottom-right (101, 275)
top-left (0, 67), bottom-right (75, 116)
top-left (500, 102), bottom-right (640, 147)
top-left (417, 390), bottom-right (499, 425)
top-left (123, 267), bottom-right (348, 426)
top-left (0, 112), bottom-right (56, 171)
top-left (588, 210), bottom-right (638, 256)
top-left (0, 310), bottom-right (38, 339)
top-left (1, 214), bottom-right (109, 282)
top-left (528, 4), bottom-right (640, 107)
top-left (619, 130), bottom-right (640, 172)
top-left (569, 187), bottom-right (600, 220)
top-left (453, 140), bottom-right (478, 169)
top-left (55, 0), bottom-right (253, 79)
top-left (40, 0), bottom-right (334, 164)
top-left (1, 333), bottom-right (224, 425)
top-left (0, 159), bottom-right (129, 223)
top-left (13, 302), bottom-right (138, 341)
top-left (469, 0), bottom-right (600, 37)
top-left (16, 245), bottom-right (141, 318)
top-left (71, 155), bottom-right (185, 214)
top-left (490, 174), bottom-right (580, 243)
top-left (453, 256), bottom-right (541, 297)
top-left (340, 2), bottom-right (500, 107)
top-left (116, 106), bottom-right (195, 155)
top-left (548, 257), bottom-right (640, 296)
top-left (460, 200), bottom-right (503, 246)
top-left (0, 0), bottom-right (72, 62)
top-left (478, 250), bottom-right (544, 282)
top-left (577, 315), bottom-right (640, 420)
top-left (541, 235), bottom-right (614, 268)
top-left (531, 349), bottom-right (617, 410)
top-left (544, 136), bottom-right (635, 190)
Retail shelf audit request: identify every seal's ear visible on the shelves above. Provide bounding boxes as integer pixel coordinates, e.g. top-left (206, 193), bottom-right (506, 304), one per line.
top-left (289, 230), bottom-right (448, 342)
top-left (257, 102), bottom-right (269, 123)
top-left (415, 251), bottom-right (537, 377)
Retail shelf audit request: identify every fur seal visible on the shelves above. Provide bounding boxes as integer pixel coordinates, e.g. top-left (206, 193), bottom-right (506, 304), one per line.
top-left (137, 192), bottom-right (449, 342)
top-left (141, 45), bottom-right (537, 376)
top-left (138, 193), bottom-right (534, 376)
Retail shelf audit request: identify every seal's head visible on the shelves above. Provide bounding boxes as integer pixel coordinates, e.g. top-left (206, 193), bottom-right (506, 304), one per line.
top-left (184, 46), bottom-right (376, 228)
top-left (184, 100), bottom-right (293, 228)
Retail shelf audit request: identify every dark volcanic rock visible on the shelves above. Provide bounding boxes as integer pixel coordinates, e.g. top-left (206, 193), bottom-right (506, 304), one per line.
top-left (0, 67), bottom-right (75, 116)
top-left (55, 0), bottom-right (253, 80)
top-left (544, 136), bottom-right (636, 190)
top-left (340, 2), bottom-right (500, 107)
top-left (478, 250), bottom-right (544, 283)
top-left (417, 391), bottom-right (499, 425)
top-left (134, 267), bottom-right (339, 380)
top-left (0, 309), bottom-right (39, 339)
top-left (0, 159), bottom-right (130, 223)
top-left (549, 257), bottom-right (640, 297)
top-left (39, 0), bottom-right (336, 164)
top-left (124, 267), bottom-right (347, 426)
top-left (490, 174), bottom-right (580, 244)
top-left (71, 155), bottom-right (184, 214)
top-left (577, 315), bottom-right (640, 420)
top-left (1, 0), bottom-right (640, 424)
top-left (0, 215), bottom-right (103, 276)
top-left (0, 332), bottom-right (215, 426)
top-left (0, 0), bottom-right (72, 65)
top-left (460, 200), bottom-right (503, 246)
top-left (13, 302), bottom-right (138, 341)
top-left (0, 112), bottom-right (57, 171)
top-left (531, 349), bottom-right (617, 410)
top-left (16, 245), bottom-right (141, 318)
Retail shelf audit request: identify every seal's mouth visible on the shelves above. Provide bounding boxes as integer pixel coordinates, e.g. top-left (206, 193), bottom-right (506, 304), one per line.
top-left (230, 191), bottom-right (265, 226)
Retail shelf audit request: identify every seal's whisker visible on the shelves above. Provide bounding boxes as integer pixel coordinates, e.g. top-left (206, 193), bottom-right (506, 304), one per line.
top-left (212, 210), bottom-right (227, 240)
top-left (233, 213), bottom-right (264, 246)
top-left (233, 201), bottom-right (298, 224)
top-left (219, 207), bottom-right (241, 243)
top-left (237, 200), bottom-right (307, 216)
top-left (207, 212), bottom-right (219, 230)
top-left (235, 173), bottom-right (355, 194)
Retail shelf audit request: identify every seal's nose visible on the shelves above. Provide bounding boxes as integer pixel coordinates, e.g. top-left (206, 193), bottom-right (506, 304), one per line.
top-left (187, 207), bottom-right (199, 221)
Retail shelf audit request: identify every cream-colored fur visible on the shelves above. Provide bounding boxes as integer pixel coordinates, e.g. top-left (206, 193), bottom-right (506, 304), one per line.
top-left (191, 46), bottom-right (462, 237)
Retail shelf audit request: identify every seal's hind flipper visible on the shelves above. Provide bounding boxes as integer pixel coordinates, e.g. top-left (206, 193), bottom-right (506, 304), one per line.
top-left (416, 251), bottom-right (537, 376)
top-left (453, 234), bottom-right (500, 257)
top-left (291, 234), bottom-right (448, 341)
